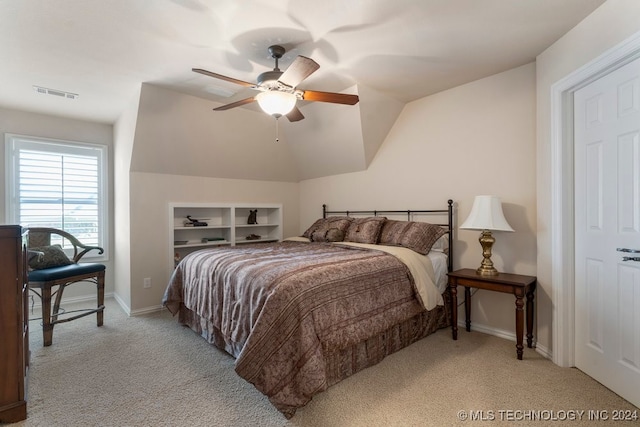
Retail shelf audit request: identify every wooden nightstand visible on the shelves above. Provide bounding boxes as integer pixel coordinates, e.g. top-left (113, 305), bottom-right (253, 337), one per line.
top-left (447, 268), bottom-right (537, 360)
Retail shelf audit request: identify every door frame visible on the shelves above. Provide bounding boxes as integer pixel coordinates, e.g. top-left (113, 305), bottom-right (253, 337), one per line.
top-left (551, 30), bottom-right (640, 367)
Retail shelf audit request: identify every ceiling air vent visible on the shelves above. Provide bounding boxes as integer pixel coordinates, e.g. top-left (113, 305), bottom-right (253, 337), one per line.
top-left (33, 85), bottom-right (79, 100)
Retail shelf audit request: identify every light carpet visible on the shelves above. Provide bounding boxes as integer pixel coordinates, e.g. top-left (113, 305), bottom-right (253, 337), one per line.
top-left (8, 299), bottom-right (638, 427)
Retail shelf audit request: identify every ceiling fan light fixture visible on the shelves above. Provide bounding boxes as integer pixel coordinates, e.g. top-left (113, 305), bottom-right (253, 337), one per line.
top-left (256, 91), bottom-right (296, 117)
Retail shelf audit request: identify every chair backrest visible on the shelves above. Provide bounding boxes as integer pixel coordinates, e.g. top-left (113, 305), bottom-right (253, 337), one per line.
top-left (26, 227), bottom-right (103, 263)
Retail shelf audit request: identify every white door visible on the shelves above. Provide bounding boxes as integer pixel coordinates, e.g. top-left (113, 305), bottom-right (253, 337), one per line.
top-left (574, 56), bottom-right (640, 408)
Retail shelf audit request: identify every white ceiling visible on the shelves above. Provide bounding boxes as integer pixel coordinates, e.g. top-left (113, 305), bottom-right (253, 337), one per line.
top-left (0, 0), bottom-right (606, 125)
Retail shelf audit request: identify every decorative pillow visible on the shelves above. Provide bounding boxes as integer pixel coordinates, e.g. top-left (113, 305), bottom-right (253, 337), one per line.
top-left (302, 218), bottom-right (326, 238)
top-left (344, 217), bottom-right (387, 244)
top-left (303, 216), bottom-right (352, 240)
top-left (310, 227), bottom-right (345, 243)
top-left (379, 220), bottom-right (412, 246)
top-left (379, 220), bottom-right (447, 255)
top-left (325, 228), bottom-right (345, 242)
top-left (28, 245), bottom-right (73, 270)
top-left (399, 222), bottom-right (447, 255)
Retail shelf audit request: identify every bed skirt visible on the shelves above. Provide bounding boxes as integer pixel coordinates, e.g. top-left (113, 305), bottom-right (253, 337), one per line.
top-left (325, 289), bottom-right (450, 387)
top-left (176, 289), bottom-right (451, 415)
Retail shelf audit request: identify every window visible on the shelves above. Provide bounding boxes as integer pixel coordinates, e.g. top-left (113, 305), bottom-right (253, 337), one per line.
top-left (5, 134), bottom-right (108, 258)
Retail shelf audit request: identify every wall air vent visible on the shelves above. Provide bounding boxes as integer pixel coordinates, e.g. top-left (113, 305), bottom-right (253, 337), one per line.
top-left (33, 85), bottom-right (79, 100)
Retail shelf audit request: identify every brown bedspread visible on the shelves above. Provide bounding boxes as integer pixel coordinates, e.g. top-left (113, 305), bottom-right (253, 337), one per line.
top-left (162, 241), bottom-right (440, 417)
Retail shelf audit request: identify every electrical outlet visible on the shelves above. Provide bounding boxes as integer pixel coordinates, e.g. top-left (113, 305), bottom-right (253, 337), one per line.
top-left (143, 277), bottom-right (151, 288)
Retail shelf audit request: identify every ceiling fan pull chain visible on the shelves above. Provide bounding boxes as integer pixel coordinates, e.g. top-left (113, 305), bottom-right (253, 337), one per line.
top-left (275, 117), bottom-right (279, 142)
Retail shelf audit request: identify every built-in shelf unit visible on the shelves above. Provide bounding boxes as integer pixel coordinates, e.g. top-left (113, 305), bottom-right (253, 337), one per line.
top-left (170, 203), bottom-right (282, 266)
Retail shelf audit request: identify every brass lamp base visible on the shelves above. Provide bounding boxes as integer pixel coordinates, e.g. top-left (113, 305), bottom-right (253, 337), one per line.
top-left (477, 265), bottom-right (498, 276)
top-left (476, 230), bottom-right (499, 276)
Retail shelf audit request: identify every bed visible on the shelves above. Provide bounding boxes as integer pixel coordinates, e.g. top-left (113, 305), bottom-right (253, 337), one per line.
top-left (162, 200), bottom-right (454, 418)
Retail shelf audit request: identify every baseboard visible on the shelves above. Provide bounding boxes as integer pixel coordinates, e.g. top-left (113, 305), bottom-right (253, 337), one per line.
top-left (111, 294), bottom-right (163, 317)
top-left (29, 291), bottom-right (166, 318)
top-left (112, 293), bottom-right (131, 316)
top-left (129, 305), bottom-right (164, 316)
top-left (458, 320), bottom-right (551, 360)
top-left (535, 343), bottom-right (552, 359)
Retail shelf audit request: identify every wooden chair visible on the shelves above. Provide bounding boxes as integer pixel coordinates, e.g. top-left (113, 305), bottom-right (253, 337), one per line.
top-left (26, 228), bottom-right (105, 346)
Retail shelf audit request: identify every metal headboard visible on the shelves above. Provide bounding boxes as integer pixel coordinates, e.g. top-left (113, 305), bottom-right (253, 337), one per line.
top-left (322, 199), bottom-right (454, 272)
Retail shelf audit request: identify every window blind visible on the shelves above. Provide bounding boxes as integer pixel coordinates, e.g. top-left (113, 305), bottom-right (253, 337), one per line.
top-left (6, 134), bottom-right (107, 254)
top-left (18, 149), bottom-right (99, 246)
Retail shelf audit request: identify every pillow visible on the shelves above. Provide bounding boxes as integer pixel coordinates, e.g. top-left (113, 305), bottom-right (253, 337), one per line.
top-left (379, 220), bottom-right (447, 255)
top-left (430, 234), bottom-right (449, 253)
top-left (28, 245), bottom-right (73, 270)
top-left (399, 222), bottom-right (447, 255)
top-left (302, 218), bottom-right (326, 238)
top-left (310, 227), bottom-right (345, 243)
top-left (379, 220), bottom-right (412, 246)
top-left (344, 217), bottom-right (387, 244)
top-left (302, 216), bottom-right (353, 240)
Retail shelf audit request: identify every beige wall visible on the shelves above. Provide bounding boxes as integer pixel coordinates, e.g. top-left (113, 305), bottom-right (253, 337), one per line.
top-left (536, 0), bottom-right (640, 356)
top-left (0, 107), bottom-right (115, 300)
top-left (300, 63), bottom-right (538, 345)
top-left (130, 84), bottom-right (300, 182)
top-left (113, 88), bottom-right (141, 309)
top-left (127, 172), bottom-right (299, 312)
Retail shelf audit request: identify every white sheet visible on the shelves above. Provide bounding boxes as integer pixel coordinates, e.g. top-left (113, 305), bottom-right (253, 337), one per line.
top-left (427, 251), bottom-right (449, 294)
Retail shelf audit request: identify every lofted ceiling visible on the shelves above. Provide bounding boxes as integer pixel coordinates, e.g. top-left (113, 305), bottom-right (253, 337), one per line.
top-left (0, 0), bottom-right (606, 125)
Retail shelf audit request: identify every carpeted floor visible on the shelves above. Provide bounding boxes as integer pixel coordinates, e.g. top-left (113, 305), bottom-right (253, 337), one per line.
top-left (8, 299), bottom-right (638, 427)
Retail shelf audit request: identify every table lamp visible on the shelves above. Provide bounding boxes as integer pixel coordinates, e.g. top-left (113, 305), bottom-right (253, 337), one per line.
top-left (460, 195), bottom-right (514, 276)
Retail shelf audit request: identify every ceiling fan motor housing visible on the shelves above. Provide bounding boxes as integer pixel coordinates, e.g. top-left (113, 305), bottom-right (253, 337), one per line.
top-left (258, 45), bottom-right (293, 91)
top-left (257, 70), bottom-right (284, 89)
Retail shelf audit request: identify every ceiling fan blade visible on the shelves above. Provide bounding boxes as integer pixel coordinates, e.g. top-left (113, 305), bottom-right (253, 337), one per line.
top-left (213, 97), bottom-right (256, 111)
top-left (301, 90), bottom-right (359, 105)
top-left (192, 68), bottom-right (255, 88)
top-left (286, 106), bottom-right (305, 122)
top-left (278, 56), bottom-right (320, 88)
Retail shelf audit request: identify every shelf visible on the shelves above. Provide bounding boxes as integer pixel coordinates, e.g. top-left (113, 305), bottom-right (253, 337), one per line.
top-left (174, 240), bottom-right (230, 249)
top-left (170, 203), bottom-right (283, 269)
top-left (235, 238), bottom-right (279, 244)
top-left (174, 225), bottom-right (231, 230)
top-left (235, 223), bottom-right (279, 228)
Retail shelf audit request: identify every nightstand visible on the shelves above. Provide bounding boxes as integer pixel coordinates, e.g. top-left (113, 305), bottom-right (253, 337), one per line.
top-left (447, 268), bottom-right (537, 360)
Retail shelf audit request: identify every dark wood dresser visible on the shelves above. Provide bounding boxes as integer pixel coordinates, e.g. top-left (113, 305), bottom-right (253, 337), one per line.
top-left (0, 225), bottom-right (29, 423)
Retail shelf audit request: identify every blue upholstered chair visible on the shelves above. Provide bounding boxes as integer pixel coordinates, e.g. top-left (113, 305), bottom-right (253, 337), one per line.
top-left (27, 228), bottom-right (105, 346)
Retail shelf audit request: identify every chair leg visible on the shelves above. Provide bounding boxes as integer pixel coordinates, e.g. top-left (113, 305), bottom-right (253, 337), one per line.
top-left (52, 283), bottom-right (66, 323)
top-left (41, 285), bottom-right (53, 347)
top-left (97, 271), bottom-right (105, 327)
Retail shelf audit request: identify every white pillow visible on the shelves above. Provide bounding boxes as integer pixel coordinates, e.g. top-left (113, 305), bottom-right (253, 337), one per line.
top-left (430, 234), bottom-right (449, 253)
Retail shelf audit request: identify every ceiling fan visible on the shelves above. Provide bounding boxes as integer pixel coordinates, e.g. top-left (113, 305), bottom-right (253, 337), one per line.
top-left (193, 45), bottom-right (359, 122)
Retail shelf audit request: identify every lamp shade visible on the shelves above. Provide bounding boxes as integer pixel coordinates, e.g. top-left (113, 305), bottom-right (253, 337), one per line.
top-left (256, 91), bottom-right (296, 117)
top-left (460, 195), bottom-right (514, 232)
